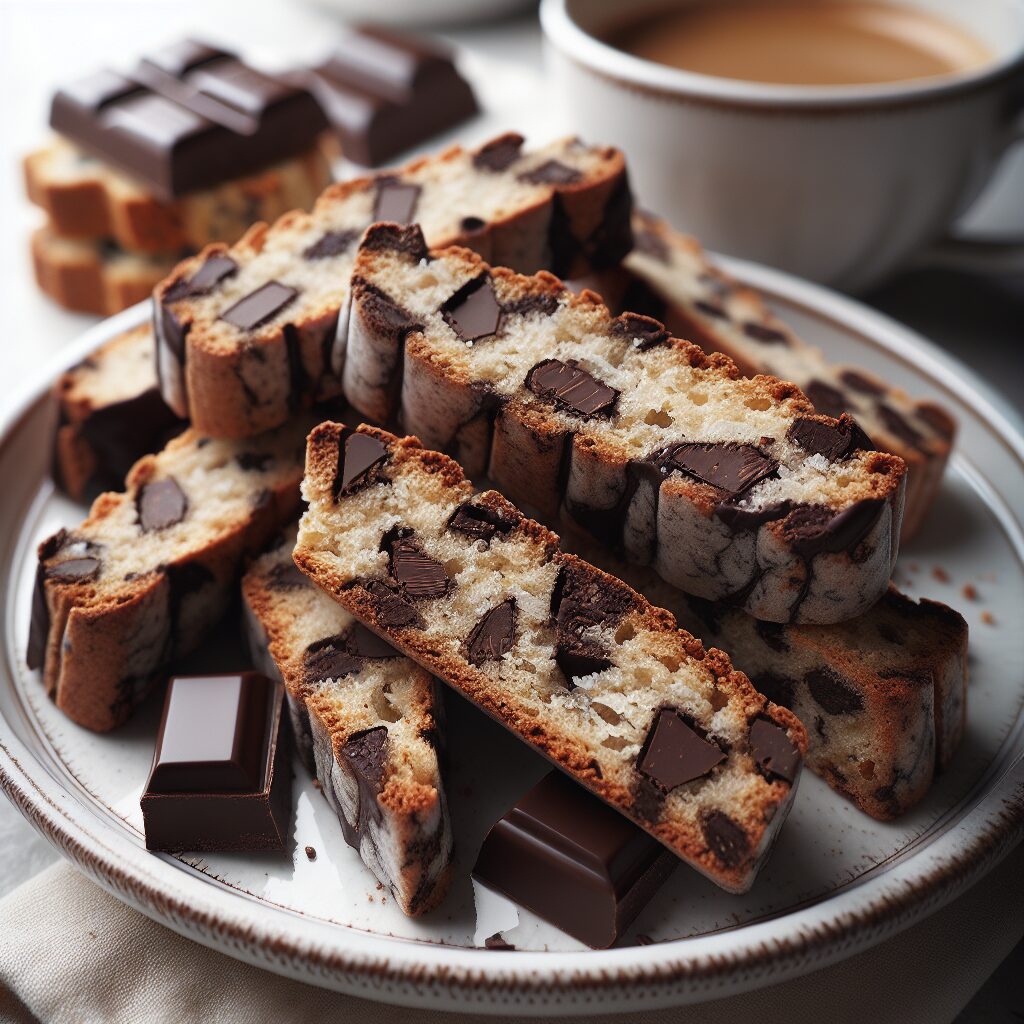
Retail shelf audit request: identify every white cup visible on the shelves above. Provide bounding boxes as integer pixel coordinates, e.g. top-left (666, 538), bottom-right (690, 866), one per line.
top-left (541, 0), bottom-right (1024, 291)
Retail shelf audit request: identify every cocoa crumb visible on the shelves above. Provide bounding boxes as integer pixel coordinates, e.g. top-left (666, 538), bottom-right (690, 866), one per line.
top-left (932, 566), bottom-right (950, 583)
top-left (304, 845), bottom-right (317, 861)
top-left (962, 584), bottom-right (978, 601)
top-left (981, 611), bottom-right (996, 626)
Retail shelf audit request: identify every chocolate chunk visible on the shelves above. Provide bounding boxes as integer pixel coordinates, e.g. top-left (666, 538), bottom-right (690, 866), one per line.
top-left (305, 845), bottom-right (317, 861)
top-left (840, 369), bottom-right (885, 396)
top-left (526, 359), bottom-right (619, 418)
top-left (518, 159), bottom-right (582, 185)
top-left (341, 726), bottom-right (388, 818)
top-left (355, 280), bottom-right (422, 341)
top-left (742, 322), bottom-right (789, 344)
top-left (754, 619), bottom-right (789, 653)
top-left (373, 179), bottom-right (421, 224)
top-left (384, 530), bottom-right (449, 599)
top-left (633, 224), bottom-right (670, 263)
top-left (364, 580), bottom-right (422, 628)
top-left (347, 622), bottom-right (399, 659)
top-left (440, 276), bottom-right (503, 344)
top-left (473, 133), bottom-right (524, 171)
top-left (694, 299), bottom-right (728, 320)
top-left (502, 292), bottom-right (560, 318)
top-left (140, 673), bottom-right (292, 852)
top-left (806, 668), bottom-right (864, 715)
top-left (752, 672), bottom-right (796, 709)
top-left (804, 379), bottom-right (849, 418)
top-left (303, 27), bottom-right (478, 167)
top-left (466, 599), bottom-right (517, 665)
top-left (302, 229), bottom-right (360, 260)
top-left (461, 216), bottom-right (486, 233)
top-left (50, 47), bottom-right (326, 200)
top-left (220, 281), bottom-right (298, 332)
top-left (714, 499), bottom-right (792, 533)
top-left (137, 477), bottom-right (188, 532)
top-left (447, 501), bottom-right (515, 542)
top-left (265, 561), bottom-right (306, 592)
top-left (484, 934), bottom-right (516, 951)
top-left (164, 255), bottom-right (238, 303)
top-left (702, 811), bottom-right (750, 869)
top-left (784, 499), bottom-right (885, 558)
top-left (334, 430), bottom-right (389, 497)
top-left (473, 771), bottom-right (676, 949)
top-left (659, 443), bottom-right (777, 498)
top-left (749, 717), bottom-right (800, 783)
top-left (235, 451), bottom-right (272, 472)
top-left (612, 312), bottom-right (670, 351)
top-left (788, 415), bottom-right (873, 461)
top-left (46, 556), bottom-right (102, 583)
top-left (917, 404), bottom-right (955, 440)
top-left (303, 635), bottom-right (364, 683)
top-left (878, 403), bottom-right (925, 449)
top-left (637, 708), bottom-right (725, 791)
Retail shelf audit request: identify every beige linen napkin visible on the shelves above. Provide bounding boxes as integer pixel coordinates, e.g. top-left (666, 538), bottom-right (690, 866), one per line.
top-left (0, 847), bottom-right (1021, 1024)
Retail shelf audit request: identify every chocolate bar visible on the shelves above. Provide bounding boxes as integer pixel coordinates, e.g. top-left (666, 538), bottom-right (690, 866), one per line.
top-left (303, 26), bottom-right (477, 166)
top-left (51, 40), bottom-right (327, 200)
top-left (473, 772), bottom-right (676, 948)
top-left (141, 673), bottom-right (292, 852)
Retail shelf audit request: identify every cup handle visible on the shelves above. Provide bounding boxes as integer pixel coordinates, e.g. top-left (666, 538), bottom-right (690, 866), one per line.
top-left (917, 95), bottom-right (1024, 275)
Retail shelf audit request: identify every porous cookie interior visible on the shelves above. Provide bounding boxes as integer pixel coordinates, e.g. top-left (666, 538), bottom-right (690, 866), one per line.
top-left (362, 239), bottom-right (902, 515)
top-left (58, 325), bottom-right (156, 408)
top-left (160, 137), bottom-right (620, 357)
top-left (297, 427), bottom-right (805, 886)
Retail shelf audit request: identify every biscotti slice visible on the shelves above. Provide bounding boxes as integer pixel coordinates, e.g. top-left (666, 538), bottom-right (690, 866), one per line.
top-left (24, 138), bottom-right (333, 254)
top-left (53, 324), bottom-right (186, 502)
top-left (608, 212), bottom-right (955, 541)
top-left (242, 528), bottom-right (451, 915)
top-left (675, 587), bottom-right (968, 819)
top-left (153, 133), bottom-right (631, 436)
top-left (294, 424), bottom-right (808, 893)
top-left (32, 228), bottom-right (178, 316)
top-left (343, 225), bottom-right (907, 624)
top-left (27, 415), bottom-right (315, 732)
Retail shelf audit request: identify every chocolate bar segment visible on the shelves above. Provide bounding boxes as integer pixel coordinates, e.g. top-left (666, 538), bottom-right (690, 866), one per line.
top-left (474, 772), bottom-right (676, 949)
top-left (141, 673), bottom-right (292, 851)
top-left (303, 26), bottom-right (477, 166)
top-left (50, 39), bottom-right (327, 199)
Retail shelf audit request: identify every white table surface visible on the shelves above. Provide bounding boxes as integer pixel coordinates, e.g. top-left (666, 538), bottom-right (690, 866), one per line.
top-left (0, 0), bottom-right (1021, 1018)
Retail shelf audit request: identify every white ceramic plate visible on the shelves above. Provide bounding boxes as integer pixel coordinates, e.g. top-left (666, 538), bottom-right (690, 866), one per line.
top-left (1, 254), bottom-right (1023, 1013)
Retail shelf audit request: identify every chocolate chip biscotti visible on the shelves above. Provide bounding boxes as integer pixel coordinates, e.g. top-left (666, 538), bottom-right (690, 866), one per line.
top-left (153, 133), bottom-right (632, 437)
top-left (53, 324), bottom-right (185, 503)
top-left (294, 424), bottom-right (808, 893)
top-left (677, 587), bottom-right (968, 819)
top-left (24, 138), bottom-right (332, 255)
top-left (28, 415), bottom-right (314, 732)
top-left (342, 225), bottom-right (907, 624)
top-left (605, 212), bottom-right (955, 541)
top-left (243, 528), bottom-right (452, 915)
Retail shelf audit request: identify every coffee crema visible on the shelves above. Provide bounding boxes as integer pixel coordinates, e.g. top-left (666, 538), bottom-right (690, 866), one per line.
top-left (607, 1), bottom-right (991, 87)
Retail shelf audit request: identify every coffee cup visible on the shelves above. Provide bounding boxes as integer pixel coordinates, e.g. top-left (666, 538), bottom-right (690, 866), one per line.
top-left (541, 0), bottom-right (1024, 291)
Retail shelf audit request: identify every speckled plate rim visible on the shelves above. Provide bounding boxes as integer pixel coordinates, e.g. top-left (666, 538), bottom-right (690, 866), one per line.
top-left (1, 261), bottom-right (1022, 1014)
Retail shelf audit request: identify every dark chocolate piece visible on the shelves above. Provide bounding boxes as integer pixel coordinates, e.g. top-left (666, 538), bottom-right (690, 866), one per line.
top-left (140, 673), bottom-right (292, 852)
top-left (637, 708), bottom-right (725, 791)
top-left (219, 281), bottom-right (297, 331)
top-left (137, 477), bottom-right (187, 532)
top-left (702, 811), bottom-right (750, 869)
top-left (386, 533), bottom-right (449, 599)
top-left (526, 359), bottom-right (619, 418)
top-left (483, 934), bottom-right (516, 951)
top-left (364, 579), bottom-right (422, 628)
top-left (502, 292), bottom-right (560, 318)
top-left (265, 561), bottom-right (306, 592)
top-left (373, 179), bottom-right (421, 224)
top-left (347, 622), bottom-right (399, 659)
top-left (748, 717), bottom-right (800, 784)
top-left (518, 160), bottom-right (582, 186)
top-left (440, 276), bottom-right (502, 344)
top-left (473, 771), bottom-right (676, 949)
top-left (840, 369), bottom-right (885, 396)
top-left (302, 229), bottom-right (361, 261)
top-left (612, 312), bottom-right (670, 351)
top-left (473, 133), bottom-right (523, 172)
top-left (788, 415), bottom-right (872, 461)
top-left (806, 667), bottom-right (864, 715)
top-left (804, 379), bottom-right (848, 418)
top-left (334, 430), bottom-right (389, 497)
top-left (50, 42), bottom-right (326, 200)
top-left (304, 26), bottom-right (478, 167)
top-left (447, 501), bottom-right (515, 542)
top-left (742, 322), bottom-right (789, 344)
top-left (694, 299), bottom-right (728, 320)
top-left (783, 499), bottom-right (885, 558)
top-left (658, 442), bottom-right (777, 498)
top-left (753, 672), bottom-right (797, 709)
top-left (302, 635), bottom-right (364, 683)
top-left (339, 726), bottom-right (389, 847)
top-left (633, 223), bottom-right (670, 263)
top-left (878, 402), bottom-right (925, 449)
top-left (163, 255), bottom-right (238, 303)
top-left (466, 599), bottom-right (517, 665)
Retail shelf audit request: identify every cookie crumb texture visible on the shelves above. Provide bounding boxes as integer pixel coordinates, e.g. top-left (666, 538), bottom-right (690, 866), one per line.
top-left (295, 424), bottom-right (808, 894)
top-left (343, 226), bottom-right (907, 624)
top-left (611, 211), bottom-right (954, 542)
top-left (242, 529), bottom-right (452, 915)
top-left (29, 416), bottom-right (314, 732)
top-left (153, 133), bottom-right (631, 437)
